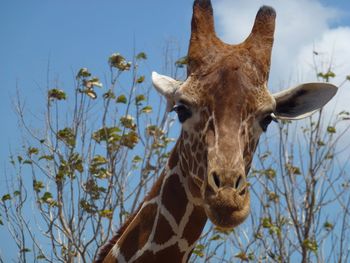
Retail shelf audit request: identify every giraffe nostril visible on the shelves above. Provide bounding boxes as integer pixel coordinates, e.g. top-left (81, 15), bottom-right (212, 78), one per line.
top-left (235, 176), bottom-right (242, 189)
top-left (239, 186), bottom-right (246, 196)
top-left (212, 172), bottom-right (220, 189)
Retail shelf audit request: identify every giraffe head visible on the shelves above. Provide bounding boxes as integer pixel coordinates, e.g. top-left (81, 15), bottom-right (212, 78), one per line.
top-left (152, 0), bottom-right (337, 229)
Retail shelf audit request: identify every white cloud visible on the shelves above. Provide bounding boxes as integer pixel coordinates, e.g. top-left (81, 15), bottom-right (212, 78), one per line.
top-left (213, 0), bottom-right (350, 153)
top-left (213, 0), bottom-right (349, 90)
top-left (296, 27), bottom-right (350, 115)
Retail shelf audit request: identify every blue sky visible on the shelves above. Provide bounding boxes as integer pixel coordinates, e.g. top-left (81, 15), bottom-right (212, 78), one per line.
top-left (0, 1), bottom-right (193, 260)
top-left (0, 0), bottom-right (192, 165)
top-left (2, 0), bottom-right (350, 168)
top-left (1, 0), bottom-right (350, 260)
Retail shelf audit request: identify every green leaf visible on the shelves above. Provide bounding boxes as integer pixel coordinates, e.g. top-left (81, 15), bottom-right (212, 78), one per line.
top-left (268, 192), bottom-right (279, 202)
top-left (286, 164), bottom-right (301, 175)
top-left (41, 192), bottom-right (53, 203)
top-left (303, 239), bottom-right (318, 252)
top-left (324, 221), bottom-right (334, 231)
top-left (141, 106), bottom-right (152, 113)
top-left (76, 68), bottom-right (91, 78)
top-left (269, 225), bottom-right (281, 235)
top-left (93, 169), bottom-right (112, 179)
top-left (83, 78), bottom-right (102, 90)
top-left (33, 180), bottom-right (44, 192)
top-left (248, 252), bottom-right (255, 261)
top-left (103, 90), bottom-right (116, 99)
top-left (91, 155), bottom-right (108, 166)
top-left (39, 155), bottom-right (54, 161)
top-left (192, 244), bottom-right (205, 258)
top-left (135, 94), bottom-right (146, 105)
top-left (339, 111), bottom-right (350, 116)
top-left (89, 77), bottom-right (103, 88)
top-left (162, 137), bottom-right (175, 144)
top-left (338, 111), bottom-right (350, 121)
top-left (1, 194), bottom-right (11, 202)
top-left (214, 226), bottom-right (232, 235)
top-left (263, 168), bottom-right (276, 179)
top-left (37, 254), bottom-right (46, 260)
top-left (346, 75), bottom-right (350, 81)
top-left (116, 94), bottom-right (127, 104)
top-left (13, 191), bottom-right (20, 196)
top-left (259, 151), bottom-right (271, 160)
top-left (132, 155), bottom-right (142, 163)
top-left (175, 56), bottom-right (188, 68)
top-left (326, 154), bottom-right (334, 159)
top-left (209, 234), bottom-right (222, 241)
top-left (317, 140), bottom-right (325, 147)
top-left (146, 125), bottom-right (164, 136)
top-left (327, 126), bottom-right (336, 133)
top-left (120, 131), bottom-right (139, 149)
top-left (254, 232), bottom-right (263, 239)
top-left (318, 70), bottom-right (336, 81)
top-left (27, 147), bottom-right (39, 156)
top-left (84, 179), bottom-right (104, 199)
top-left (262, 217), bottom-right (272, 228)
top-left (68, 153), bottom-right (84, 173)
top-left (99, 209), bottom-right (113, 219)
top-left (57, 128), bottom-right (76, 148)
top-left (20, 248), bottom-right (31, 253)
top-left (235, 252), bottom-right (249, 261)
top-left (292, 166), bottom-right (301, 175)
top-left (327, 71), bottom-right (336, 78)
top-left (86, 89), bottom-right (97, 99)
top-left (120, 115), bottom-right (136, 129)
top-left (136, 75), bottom-right (145, 84)
top-left (108, 53), bottom-right (131, 71)
top-left (92, 127), bottom-right (121, 144)
top-left (136, 52), bottom-right (147, 60)
top-left (80, 88), bottom-right (97, 99)
top-left (48, 89), bottom-right (67, 101)
top-left (80, 200), bottom-right (97, 213)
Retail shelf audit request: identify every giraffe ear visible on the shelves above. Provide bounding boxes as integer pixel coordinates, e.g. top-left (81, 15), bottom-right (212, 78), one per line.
top-left (273, 83), bottom-right (338, 120)
top-left (152, 72), bottom-right (181, 111)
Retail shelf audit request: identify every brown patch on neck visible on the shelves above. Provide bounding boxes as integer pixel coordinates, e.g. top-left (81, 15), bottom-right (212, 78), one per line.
top-left (153, 213), bottom-right (176, 245)
top-left (182, 205), bottom-right (207, 246)
top-left (120, 203), bottom-right (158, 261)
top-left (94, 172), bottom-right (166, 263)
top-left (162, 173), bottom-right (188, 225)
top-left (168, 141), bottom-right (180, 170)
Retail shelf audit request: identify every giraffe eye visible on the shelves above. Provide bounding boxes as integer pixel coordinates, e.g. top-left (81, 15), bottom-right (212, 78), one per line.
top-left (172, 104), bottom-right (192, 123)
top-left (259, 113), bottom-right (277, 132)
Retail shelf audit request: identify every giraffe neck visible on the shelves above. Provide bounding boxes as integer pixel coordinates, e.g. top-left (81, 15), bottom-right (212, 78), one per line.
top-left (98, 140), bottom-right (207, 263)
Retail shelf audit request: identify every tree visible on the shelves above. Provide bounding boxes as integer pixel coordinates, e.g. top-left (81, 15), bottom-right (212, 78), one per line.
top-left (1, 49), bottom-right (350, 263)
top-left (1, 50), bottom-right (179, 262)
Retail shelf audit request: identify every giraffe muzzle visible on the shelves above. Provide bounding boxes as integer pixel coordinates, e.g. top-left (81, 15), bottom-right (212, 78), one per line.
top-left (204, 168), bottom-right (250, 228)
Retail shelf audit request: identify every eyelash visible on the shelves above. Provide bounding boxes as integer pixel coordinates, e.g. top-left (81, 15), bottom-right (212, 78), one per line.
top-left (172, 104), bottom-right (192, 123)
top-left (260, 114), bottom-right (277, 132)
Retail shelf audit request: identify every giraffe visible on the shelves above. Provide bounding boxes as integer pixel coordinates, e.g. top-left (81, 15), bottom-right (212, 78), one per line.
top-left (96, 0), bottom-right (337, 262)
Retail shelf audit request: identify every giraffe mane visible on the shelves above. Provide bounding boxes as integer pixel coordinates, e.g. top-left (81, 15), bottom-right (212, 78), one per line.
top-left (94, 172), bottom-right (166, 263)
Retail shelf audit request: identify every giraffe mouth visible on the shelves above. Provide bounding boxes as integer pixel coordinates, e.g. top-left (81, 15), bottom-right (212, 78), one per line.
top-left (204, 187), bottom-right (251, 228)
